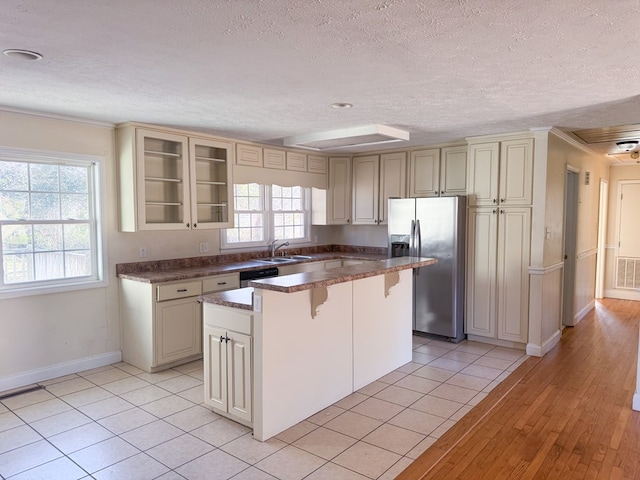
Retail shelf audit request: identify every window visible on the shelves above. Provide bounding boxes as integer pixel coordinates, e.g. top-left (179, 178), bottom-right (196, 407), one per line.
top-left (223, 183), bottom-right (309, 248)
top-left (0, 147), bottom-right (106, 296)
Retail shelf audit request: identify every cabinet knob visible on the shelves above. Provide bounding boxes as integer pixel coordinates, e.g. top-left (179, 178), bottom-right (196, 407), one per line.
top-left (500, 209), bottom-right (505, 214)
top-left (186, 223), bottom-right (190, 228)
top-left (492, 199), bottom-right (497, 204)
top-left (193, 223), bottom-right (197, 228)
top-left (492, 209), bottom-right (497, 214)
top-left (347, 219), bottom-right (350, 223)
top-left (500, 198), bottom-right (505, 203)
top-left (441, 191), bottom-right (444, 195)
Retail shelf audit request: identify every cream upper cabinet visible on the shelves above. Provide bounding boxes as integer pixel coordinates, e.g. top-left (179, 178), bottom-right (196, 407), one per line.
top-left (117, 125), bottom-right (233, 231)
top-left (312, 157), bottom-right (352, 225)
top-left (307, 154), bottom-right (328, 174)
top-left (409, 147), bottom-right (467, 197)
top-left (286, 151), bottom-right (307, 172)
top-left (189, 137), bottom-right (234, 229)
top-left (409, 148), bottom-right (439, 197)
top-left (379, 152), bottom-right (407, 224)
top-left (352, 155), bottom-right (380, 225)
top-left (465, 206), bottom-right (531, 344)
top-left (236, 144), bottom-right (262, 167)
top-left (352, 152), bottom-right (407, 225)
top-left (467, 138), bottom-right (533, 207)
top-left (440, 146), bottom-right (468, 196)
top-left (263, 148), bottom-right (286, 170)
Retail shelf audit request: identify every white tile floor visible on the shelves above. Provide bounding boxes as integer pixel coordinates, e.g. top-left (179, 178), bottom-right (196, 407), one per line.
top-left (0, 336), bottom-right (527, 480)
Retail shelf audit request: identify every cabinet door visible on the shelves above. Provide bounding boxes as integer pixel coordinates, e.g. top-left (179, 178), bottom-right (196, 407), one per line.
top-left (307, 154), bottom-right (327, 174)
top-left (263, 148), bottom-right (286, 169)
top-left (467, 143), bottom-right (499, 206)
top-left (155, 296), bottom-right (202, 366)
top-left (236, 144), bottom-right (262, 167)
top-left (440, 146), bottom-right (467, 196)
top-left (189, 137), bottom-right (234, 229)
top-left (327, 157), bottom-right (352, 224)
top-left (352, 155), bottom-right (380, 225)
top-left (379, 152), bottom-right (407, 225)
top-left (499, 139), bottom-right (533, 206)
top-left (286, 152), bottom-right (307, 172)
top-left (204, 325), bottom-right (227, 411)
top-left (227, 332), bottom-right (252, 422)
top-left (465, 207), bottom-right (498, 338)
top-left (496, 207), bottom-right (531, 343)
top-left (136, 129), bottom-right (190, 230)
top-left (409, 149), bottom-right (439, 197)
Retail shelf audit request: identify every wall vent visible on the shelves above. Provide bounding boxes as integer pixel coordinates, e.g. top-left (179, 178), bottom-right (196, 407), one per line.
top-left (616, 257), bottom-right (640, 289)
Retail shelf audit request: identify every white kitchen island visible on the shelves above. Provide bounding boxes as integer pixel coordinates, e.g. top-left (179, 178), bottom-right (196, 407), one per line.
top-left (199, 256), bottom-right (436, 441)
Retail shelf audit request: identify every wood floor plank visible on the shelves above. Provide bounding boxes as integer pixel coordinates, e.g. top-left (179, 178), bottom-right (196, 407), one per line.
top-left (396, 299), bottom-right (640, 480)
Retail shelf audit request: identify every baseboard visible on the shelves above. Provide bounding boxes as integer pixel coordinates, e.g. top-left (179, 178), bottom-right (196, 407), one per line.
top-left (633, 392), bottom-right (640, 411)
top-left (0, 351), bottom-right (122, 393)
top-left (572, 300), bottom-right (595, 325)
top-left (604, 289), bottom-right (640, 301)
top-left (526, 330), bottom-right (561, 357)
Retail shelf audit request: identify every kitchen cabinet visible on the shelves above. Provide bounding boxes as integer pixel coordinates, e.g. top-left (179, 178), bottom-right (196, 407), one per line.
top-left (467, 138), bottom-right (533, 207)
top-left (352, 155), bottom-right (380, 225)
top-left (311, 156), bottom-right (352, 225)
top-left (203, 304), bottom-right (253, 425)
top-left (286, 151), bottom-right (307, 172)
top-left (408, 146), bottom-right (467, 198)
top-left (263, 148), bottom-right (286, 170)
top-left (120, 272), bottom-right (239, 372)
top-left (352, 152), bottom-right (407, 225)
top-left (307, 154), bottom-right (327, 174)
top-left (465, 206), bottom-right (531, 344)
top-left (117, 124), bottom-right (233, 231)
top-left (236, 144), bottom-right (263, 167)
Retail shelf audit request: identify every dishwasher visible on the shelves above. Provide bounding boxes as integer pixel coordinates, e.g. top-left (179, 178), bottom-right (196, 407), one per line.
top-left (239, 267), bottom-right (279, 287)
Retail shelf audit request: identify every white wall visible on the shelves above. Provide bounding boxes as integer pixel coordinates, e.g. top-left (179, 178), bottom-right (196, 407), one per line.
top-left (0, 110), bottom-right (121, 390)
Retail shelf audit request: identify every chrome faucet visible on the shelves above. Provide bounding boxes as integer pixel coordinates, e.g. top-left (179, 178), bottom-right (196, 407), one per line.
top-left (270, 239), bottom-right (289, 257)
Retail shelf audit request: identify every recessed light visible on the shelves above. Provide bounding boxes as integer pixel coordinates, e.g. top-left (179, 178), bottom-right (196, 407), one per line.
top-left (3, 49), bottom-right (43, 61)
top-left (330, 102), bottom-right (353, 109)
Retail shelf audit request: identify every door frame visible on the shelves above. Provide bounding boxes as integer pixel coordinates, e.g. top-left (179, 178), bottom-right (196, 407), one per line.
top-left (562, 166), bottom-right (580, 327)
top-left (595, 179), bottom-right (608, 299)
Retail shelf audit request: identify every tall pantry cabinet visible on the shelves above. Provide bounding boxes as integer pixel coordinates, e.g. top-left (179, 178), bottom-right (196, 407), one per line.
top-left (465, 136), bottom-right (533, 345)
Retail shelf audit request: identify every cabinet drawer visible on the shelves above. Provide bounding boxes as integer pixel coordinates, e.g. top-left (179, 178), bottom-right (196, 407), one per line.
top-left (202, 273), bottom-right (240, 293)
top-left (203, 303), bottom-right (253, 334)
top-left (157, 281), bottom-right (202, 301)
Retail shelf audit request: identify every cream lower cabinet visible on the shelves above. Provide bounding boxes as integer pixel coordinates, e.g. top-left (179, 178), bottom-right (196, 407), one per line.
top-left (466, 207), bottom-right (531, 344)
top-left (120, 272), bottom-right (239, 372)
top-left (156, 296), bottom-right (202, 366)
top-left (203, 305), bottom-right (253, 425)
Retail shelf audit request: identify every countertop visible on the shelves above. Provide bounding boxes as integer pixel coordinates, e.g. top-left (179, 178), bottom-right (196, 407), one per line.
top-left (117, 252), bottom-right (385, 284)
top-left (199, 256), bottom-right (437, 310)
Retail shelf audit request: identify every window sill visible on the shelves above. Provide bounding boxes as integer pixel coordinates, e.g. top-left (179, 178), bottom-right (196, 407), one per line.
top-left (0, 278), bottom-right (109, 300)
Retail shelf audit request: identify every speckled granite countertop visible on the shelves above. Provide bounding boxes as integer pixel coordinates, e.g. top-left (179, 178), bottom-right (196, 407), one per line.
top-left (117, 249), bottom-right (385, 284)
top-left (199, 256), bottom-right (436, 310)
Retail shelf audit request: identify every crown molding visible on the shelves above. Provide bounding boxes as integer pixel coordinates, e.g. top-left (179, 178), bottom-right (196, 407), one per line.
top-left (0, 106), bottom-right (115, 128)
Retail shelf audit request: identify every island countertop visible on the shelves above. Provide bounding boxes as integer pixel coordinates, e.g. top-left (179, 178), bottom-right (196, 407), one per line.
top-left (199, 256), bottom-right (436, 309)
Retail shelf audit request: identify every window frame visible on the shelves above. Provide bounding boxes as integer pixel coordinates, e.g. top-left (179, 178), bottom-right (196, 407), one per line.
top-left (221, 183), bottom-right (311, 250)
top-left (0, 147), bottom-right (108, 299)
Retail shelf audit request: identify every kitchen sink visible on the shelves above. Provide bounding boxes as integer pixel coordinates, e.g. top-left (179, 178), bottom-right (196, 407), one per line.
top-left (284, 255), bottom-right (312, 260)
top-left (255, 257), bottom-right (295, 263)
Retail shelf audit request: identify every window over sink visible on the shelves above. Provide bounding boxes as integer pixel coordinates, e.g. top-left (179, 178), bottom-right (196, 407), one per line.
top-left (221, 183), bottom-right (310, 249)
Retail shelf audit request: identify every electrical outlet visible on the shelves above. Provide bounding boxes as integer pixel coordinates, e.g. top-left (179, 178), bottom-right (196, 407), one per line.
top-left (199, 242), bottom-right (209, 253)
top-left (139, 247), bottom-right (147, 258)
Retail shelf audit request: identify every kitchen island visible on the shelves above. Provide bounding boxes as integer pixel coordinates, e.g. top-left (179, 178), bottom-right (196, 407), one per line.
top-left (199, 256), bottom-right (436, 441)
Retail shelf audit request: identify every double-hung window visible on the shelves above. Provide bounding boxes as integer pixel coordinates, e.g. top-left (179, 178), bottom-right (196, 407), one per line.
top-left (223, 183), bottom-right (309, 248)
top-left (0, 147), bottom-right (106, 297)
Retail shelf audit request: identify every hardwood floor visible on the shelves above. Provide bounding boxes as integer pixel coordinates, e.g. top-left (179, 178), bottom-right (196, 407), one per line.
top-left (397, 299), bottom-right (640, 480)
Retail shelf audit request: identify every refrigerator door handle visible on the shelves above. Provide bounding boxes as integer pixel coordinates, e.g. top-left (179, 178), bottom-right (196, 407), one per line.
top-left (416, 219), bottom-right (422, 257)
top-left (409, 220), bottom-right (416, 256)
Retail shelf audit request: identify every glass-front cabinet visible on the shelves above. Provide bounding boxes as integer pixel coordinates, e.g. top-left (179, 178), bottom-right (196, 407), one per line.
top-left (117, 124), bottom-right (233, 231)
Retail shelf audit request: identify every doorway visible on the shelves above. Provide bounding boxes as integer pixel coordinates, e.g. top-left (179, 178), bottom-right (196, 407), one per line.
top-left (595, 180), bottom-right (608, 299)
top-left (562, 168), bottom-right (580, 326)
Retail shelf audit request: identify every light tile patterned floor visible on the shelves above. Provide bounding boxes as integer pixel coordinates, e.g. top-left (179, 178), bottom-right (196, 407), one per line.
top-left (0, 336), bottom-right (527, 480)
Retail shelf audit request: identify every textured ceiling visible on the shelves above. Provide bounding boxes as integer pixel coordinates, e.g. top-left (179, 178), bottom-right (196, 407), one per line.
top-left (2, 0), bottom-right (640, 160)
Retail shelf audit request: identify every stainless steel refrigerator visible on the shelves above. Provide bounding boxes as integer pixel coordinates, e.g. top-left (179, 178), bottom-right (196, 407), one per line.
top-left (388, 196), bottom-right (466, 341)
